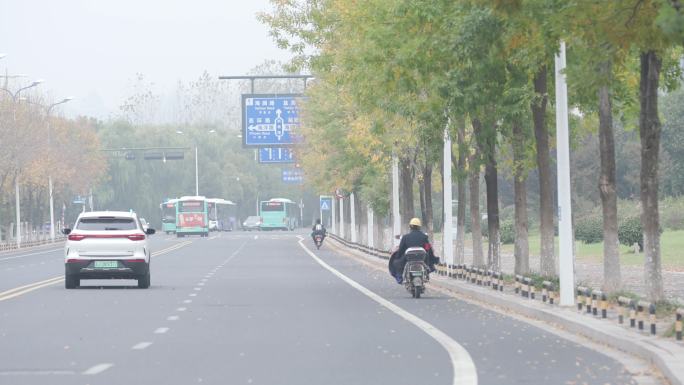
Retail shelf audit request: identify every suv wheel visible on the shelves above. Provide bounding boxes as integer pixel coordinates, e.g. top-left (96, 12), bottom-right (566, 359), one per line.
top-left (65, 274), bottom-right (79, 289)
top-left (138, 270), bottom-right (151, 289)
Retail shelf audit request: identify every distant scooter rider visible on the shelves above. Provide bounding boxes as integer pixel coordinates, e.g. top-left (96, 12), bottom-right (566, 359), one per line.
top-left (311, 219), bottom-right (327, 242)
top-left (389, 218), bottom-right (438, 284)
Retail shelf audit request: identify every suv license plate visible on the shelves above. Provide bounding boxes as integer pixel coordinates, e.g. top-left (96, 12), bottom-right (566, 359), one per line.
top-left (94, 261), bottom-right (118, 269)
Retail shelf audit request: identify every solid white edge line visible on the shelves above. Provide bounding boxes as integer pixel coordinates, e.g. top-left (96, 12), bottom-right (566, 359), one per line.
top-left (82, 363), bottom-right (114, 375)
top-left (296, 236), bottom-right (478, 385)
top-left (0, 248), bottom-right (62, 262)
top-left (131, 342), bottom-right (153, 350)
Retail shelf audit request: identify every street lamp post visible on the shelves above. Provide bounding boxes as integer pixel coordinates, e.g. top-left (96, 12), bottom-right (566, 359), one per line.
top-left (46, 97), bottom-right (73, 241)
top-left (1, 77), bottom-right (44, 248)
top-left (176, 129), bottom-right (215, 196)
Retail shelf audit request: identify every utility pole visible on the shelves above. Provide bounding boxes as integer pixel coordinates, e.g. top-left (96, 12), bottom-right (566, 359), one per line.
top-left (195, 146), bottom-right (199, 196)
top-left (555, 41), bottom-right (576, 306)
top-left (443, 122), bottom-right (454, 273)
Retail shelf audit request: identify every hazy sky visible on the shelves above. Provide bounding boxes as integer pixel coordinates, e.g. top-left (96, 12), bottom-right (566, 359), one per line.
top-left (0, 0), bottom-right (291, 119)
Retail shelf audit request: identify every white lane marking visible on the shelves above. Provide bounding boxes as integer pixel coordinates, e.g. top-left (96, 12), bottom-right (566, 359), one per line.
top-left (132, 342), bottom-right (153, 350)
top-left (183, 299), bottom-right (192, 304)
top-left (297, 237), bottom-right (478, 385)
top-left (167, 315), bottom-right (179, 321)
top-left (154, 327), bottom-right (169, 334)
top-left (254, 235), bottom-right (258, 240)
top-left (177, 307), bottom-right (187, 312)
top-left (0, 248), bottom-right (62, 262)
top-left (198, 282), bottom-right (205, 286)
top-left (194, 287), bottom-right (202, 291)
top-left (0, 370), bottom-right (75, 376)
top-left (82, 363), bottom-right (114, 375)
top-left (189, 293), bottom-right (197, 297)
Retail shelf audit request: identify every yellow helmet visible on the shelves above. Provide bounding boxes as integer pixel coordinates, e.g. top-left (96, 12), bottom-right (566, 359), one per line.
top-left (409, 217), bottom-right (422, 227)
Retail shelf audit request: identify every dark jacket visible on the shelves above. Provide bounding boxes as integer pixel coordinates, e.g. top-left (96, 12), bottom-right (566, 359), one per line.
top-left (311, 224), bottom-right (326, 235)
top-left (388, 229), bottom-right (438, 277)
top-left (397, 229), bottom-right (433, 260)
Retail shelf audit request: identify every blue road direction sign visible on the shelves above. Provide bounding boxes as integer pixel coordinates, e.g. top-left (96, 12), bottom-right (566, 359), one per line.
top-left (320, 196), bottom-right (332, 211)
top-left (259, 147), bottom-right (295, 164)
top-left (282, 169), bottom-right (303, 184)
top-left (72, 196), bottom-right (85, 205)
top-left (242, 94), bottom-right (303, 147)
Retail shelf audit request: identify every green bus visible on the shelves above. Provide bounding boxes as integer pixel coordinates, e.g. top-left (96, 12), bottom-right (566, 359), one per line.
top-left (259, 198), bottom-right (298, 231)
top-left (160, 198), bottom-right (178, 234)
top-left (176, 196), bottom-right (209, 237)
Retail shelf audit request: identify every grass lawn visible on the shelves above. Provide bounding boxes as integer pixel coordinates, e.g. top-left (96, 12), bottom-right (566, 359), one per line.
top-left (500, 230), bottom-right (684, 268)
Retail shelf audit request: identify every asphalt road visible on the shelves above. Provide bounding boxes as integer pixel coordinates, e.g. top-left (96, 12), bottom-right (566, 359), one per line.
top-left (0, 231), bottom-right (648, 385)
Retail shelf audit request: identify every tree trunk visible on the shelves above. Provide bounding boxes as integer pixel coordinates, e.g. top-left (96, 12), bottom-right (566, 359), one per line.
top-left (455, 118), bottom-right (467, 265)
top-left (512, 121), bottom-right (530, 275)
top-left (473, 118), bottom-right (500, 270)
top-left (639, 50), bottom-right (664, 302)
top-left (532, 65), bottom-right (556, 276)
top-left (399, 156), bottom-right (415, 224)
top-left (469, 153), bottom-right (484, 267)
top-left (597, 64), bottom-right (621, 293)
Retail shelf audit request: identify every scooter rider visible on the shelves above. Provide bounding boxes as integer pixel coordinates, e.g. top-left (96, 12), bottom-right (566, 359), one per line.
top-left (311, 219), bottom-right (327, 241)
top-left (389, 218), bottom-right (438, 284)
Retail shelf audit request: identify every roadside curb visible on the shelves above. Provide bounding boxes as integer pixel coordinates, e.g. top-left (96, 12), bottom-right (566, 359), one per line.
top-left (326, 237), bottom-right (684, 385)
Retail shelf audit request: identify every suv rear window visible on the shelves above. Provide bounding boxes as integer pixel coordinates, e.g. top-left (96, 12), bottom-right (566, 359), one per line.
top-left (76, 217), bottom-right (137, 231)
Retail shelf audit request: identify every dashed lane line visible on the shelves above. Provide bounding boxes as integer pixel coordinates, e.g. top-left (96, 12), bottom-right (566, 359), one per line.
top-left (167, 315), bottom-right (179, 321)
top-left (131, 342), bottom-right (153, 350)
top-left (297, 236), bottom-right (478, 385)
top-left (154, 327), bottom-right (169, 334)
top-left (82, 363), bottom-right (114, 375)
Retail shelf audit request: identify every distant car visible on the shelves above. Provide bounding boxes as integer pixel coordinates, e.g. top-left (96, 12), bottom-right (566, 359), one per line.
top-left (62, 211), bottom-right (155, 289)
top-left (242, 216), bottom-right (262, 231)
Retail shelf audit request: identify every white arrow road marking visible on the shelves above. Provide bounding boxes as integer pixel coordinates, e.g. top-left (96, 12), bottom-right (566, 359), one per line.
top-left (297, 236), bottom-right (478, 385)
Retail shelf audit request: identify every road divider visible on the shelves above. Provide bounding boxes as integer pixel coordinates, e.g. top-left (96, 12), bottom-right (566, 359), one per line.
top-left (0, 276), bottom-right (64, 302)
top-left (297, 236), bottom-right (478, 385)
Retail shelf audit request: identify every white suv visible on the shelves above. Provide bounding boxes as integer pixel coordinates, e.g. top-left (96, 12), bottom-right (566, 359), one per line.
top-left (63, 211), bottom-right (155, 289)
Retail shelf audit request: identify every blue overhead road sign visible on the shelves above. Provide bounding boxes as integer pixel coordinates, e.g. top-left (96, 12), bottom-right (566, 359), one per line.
top-left (259, 147), bottom-right (295, 164)
top-left (282, 169), bottom-right (303, 184)
top-left (242, 94), bottom-right (303, 147)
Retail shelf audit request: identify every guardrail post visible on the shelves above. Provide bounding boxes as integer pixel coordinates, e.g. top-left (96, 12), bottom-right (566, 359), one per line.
top-left (637, 301), bottom-right (646, 331)
top-left (515, 275), bottom-right (522, 295)
top-left (649, 304), bottom-right (656, 336)
top-left (577, 287), bottom-right (585, 311)
top-left (600, 292), bottom-right (608, 319)
top-left (618, 297), bottom-right (632, 324)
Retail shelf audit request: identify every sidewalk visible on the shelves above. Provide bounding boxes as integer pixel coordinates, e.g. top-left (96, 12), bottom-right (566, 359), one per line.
top-left (431, 239), bottom-right (684, 303)
top-left (328, 237), bottom-right (684, 385)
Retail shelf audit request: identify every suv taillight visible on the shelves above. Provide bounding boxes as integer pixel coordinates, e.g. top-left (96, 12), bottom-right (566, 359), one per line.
top-left (68, 234), bottom-right (86, 241)
top-left (127, 234), bottom-right (146, 241)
